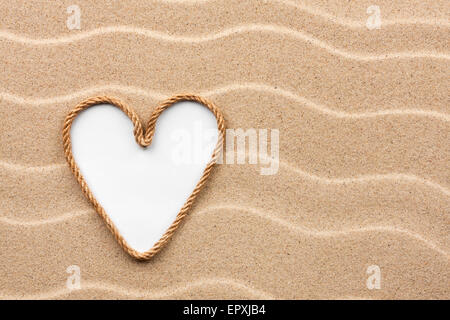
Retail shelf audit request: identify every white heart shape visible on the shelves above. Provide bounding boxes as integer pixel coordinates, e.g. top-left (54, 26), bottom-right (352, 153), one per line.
top-left (70, 101), bottom-right (219, 254)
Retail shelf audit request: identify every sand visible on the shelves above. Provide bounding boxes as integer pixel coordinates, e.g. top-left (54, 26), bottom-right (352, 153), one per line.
top-left (0, 0), bottom-right (449, 299)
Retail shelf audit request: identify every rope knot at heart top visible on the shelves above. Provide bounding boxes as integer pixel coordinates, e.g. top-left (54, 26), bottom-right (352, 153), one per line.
top-left (62, 94), bottom-right (225, 260)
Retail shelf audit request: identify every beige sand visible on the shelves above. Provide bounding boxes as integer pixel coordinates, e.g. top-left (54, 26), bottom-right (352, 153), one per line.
top-left (0, 0), bottom-right (449, 299)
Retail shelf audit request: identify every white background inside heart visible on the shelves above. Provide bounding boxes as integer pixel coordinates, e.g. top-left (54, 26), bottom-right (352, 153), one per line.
top-left (71, 101), bottom-right (219, 253)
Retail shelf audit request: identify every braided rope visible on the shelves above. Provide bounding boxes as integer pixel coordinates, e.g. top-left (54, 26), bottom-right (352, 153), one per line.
top-left (62, 94), bottom-right (225, 260)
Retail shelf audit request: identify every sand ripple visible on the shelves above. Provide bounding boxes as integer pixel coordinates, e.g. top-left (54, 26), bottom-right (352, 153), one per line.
top-left (1, 83), bottom-right (448, 121)
top-left (0, 0), bottom-right (448, 299)
top-left (0, 24), bottom-right (448, 61)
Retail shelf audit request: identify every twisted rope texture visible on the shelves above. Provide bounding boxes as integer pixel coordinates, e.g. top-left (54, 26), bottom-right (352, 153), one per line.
top-left (62, 95), bottom-right (225, 260)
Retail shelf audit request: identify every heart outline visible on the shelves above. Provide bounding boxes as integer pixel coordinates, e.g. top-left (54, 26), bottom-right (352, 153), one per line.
top-left (62, 94), bottom-right (225, 260)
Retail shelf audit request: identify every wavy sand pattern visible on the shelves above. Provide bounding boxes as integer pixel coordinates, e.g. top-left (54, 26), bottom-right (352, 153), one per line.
top-left (0, 0), bottom-right (449, 299)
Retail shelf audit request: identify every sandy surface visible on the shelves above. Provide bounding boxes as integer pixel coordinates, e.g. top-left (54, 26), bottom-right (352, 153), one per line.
top-left (0, 0), bottom-right (449, 299)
